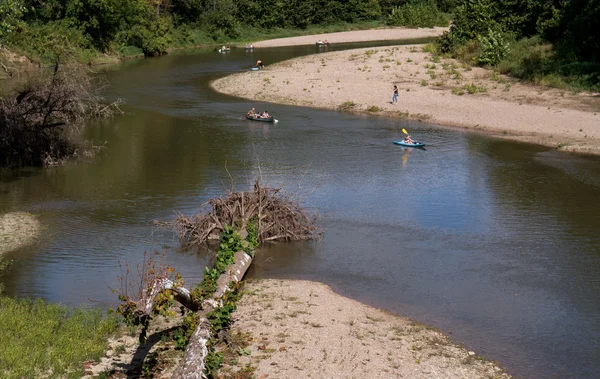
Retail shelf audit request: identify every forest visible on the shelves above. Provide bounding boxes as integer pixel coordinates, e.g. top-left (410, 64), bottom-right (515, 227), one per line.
top-left (1, 0), bottom-right (598, 89)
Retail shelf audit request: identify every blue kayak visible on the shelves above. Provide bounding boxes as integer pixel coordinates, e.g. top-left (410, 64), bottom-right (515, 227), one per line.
top-left (393, 140), bottom-right (425, 148)
top-left (250, 67), bottom-right (260, 71)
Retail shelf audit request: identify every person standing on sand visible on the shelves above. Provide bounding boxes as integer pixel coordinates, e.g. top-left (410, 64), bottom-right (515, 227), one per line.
top-left (392, 85), bottom-right (398, 104)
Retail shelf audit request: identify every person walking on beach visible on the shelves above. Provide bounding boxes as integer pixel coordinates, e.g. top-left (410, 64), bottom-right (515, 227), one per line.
top-left (392, 85), bottom-right (399, 104)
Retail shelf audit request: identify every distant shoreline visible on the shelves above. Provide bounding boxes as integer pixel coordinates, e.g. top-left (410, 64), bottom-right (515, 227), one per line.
top-left (250, 27), bottom-right (448, 47)
top-left (212, 30), bottom-right (600, 155)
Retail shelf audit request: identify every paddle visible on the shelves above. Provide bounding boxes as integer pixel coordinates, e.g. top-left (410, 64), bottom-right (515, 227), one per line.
top-left (402, 128), bottom-right (409, 135)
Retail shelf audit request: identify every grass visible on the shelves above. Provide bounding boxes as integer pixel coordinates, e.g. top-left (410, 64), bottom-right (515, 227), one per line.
top-left (0, 297), bottom-right (120, 378)
top-left (438, 35), bottom-right (600, 93)
top-left (366, 105), bottom-right (382, 112)
top-left (338, 101), bottom-right (357, 111)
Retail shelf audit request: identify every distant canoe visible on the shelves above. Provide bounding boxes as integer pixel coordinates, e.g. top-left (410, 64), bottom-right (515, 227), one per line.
top-left (218, 48), bottom-right (231, 53)
top-left (316, 42), bottom-right (329, 46)
top-left (246, 115), bottom-right (274, 122)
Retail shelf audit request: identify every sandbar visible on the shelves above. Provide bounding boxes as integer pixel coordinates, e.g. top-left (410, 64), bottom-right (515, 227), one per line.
top-left (213, 43), bottom-right (600, 155)
top-left (251, 27), bottom-right (448, 47)
top-left (0, 212), bottom-right (40, 255)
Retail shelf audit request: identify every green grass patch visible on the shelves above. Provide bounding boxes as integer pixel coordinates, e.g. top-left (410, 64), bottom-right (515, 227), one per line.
top-left (338, 101), bottom-right (357, 111)
top-left (0, 297), bottom-right (119, 378)
top-left (366, 105), bottom-right (383, 112)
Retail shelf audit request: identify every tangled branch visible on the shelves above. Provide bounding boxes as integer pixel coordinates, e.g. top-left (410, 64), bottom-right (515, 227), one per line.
top-left (173, 179), bottom-right (320, 247)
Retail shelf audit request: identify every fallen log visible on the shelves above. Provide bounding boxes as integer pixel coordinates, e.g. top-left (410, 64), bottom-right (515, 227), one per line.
top-left (176, 250), bottom-right (253, 378)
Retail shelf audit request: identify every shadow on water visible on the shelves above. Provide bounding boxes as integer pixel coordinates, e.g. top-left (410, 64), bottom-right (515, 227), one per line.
top-left (1, 40), bottom-right (600, 378)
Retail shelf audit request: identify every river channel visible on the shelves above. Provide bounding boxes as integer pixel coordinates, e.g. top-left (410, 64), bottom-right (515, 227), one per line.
top-left (1, 40), bottom-right (600, 378)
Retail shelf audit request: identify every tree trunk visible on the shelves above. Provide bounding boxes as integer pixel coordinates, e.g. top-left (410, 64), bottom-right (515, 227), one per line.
top-left (176, 250), bottom-right (253, 378)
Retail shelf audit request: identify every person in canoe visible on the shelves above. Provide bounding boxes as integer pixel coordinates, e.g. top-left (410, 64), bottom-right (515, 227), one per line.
top-left (404, 135), bottom-right (415, 144)
top-left (260, 111), bottom-right (270, 118)
top-left (255, 59), bottom-right (264, 69)
top-left (247, 107), bottom-right (257, 117)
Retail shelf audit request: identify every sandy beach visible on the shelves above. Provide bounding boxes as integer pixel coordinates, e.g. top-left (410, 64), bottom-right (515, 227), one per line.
top-left (220, 279), bottom-right (511, 378)
top-left (214, 33), bottom-right (600, 155)
top-left (251, 27), bottom-right (448, 47)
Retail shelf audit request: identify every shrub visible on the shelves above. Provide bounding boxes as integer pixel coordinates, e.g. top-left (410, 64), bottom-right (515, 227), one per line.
top-left (0, 64), bottom-right (118, 167)
top-left (476, 28), bottom-right (509, 66)
top-left (386, 0), bottom-right (449, 28)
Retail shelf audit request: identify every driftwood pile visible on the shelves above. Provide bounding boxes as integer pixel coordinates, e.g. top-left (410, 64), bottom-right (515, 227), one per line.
top-left (122, 180), bottom-right (320, 378)
top-left (174, 180), bottom-right (320, 247)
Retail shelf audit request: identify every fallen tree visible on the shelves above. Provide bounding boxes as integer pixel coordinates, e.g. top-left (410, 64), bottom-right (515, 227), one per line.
top-left (117, 180), bottom-right (320, 378)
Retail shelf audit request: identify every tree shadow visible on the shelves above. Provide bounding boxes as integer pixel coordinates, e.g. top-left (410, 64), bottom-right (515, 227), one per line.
top-left (114, 326), bottom-right (180, 378)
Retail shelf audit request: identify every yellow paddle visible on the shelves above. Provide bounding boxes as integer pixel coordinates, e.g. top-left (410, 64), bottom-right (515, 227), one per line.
top-left (402, 128), bottom-right (409, 135)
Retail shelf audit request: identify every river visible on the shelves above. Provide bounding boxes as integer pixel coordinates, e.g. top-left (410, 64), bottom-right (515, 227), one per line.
top-left (1, 41), bottom-right (599, 378)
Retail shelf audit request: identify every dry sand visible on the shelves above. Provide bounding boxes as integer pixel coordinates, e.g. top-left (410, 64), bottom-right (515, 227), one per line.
top-left (220, 279), bottom-right (511, 379)
top-left (251, 27), bottom-right (448, 48)
top-left (0, 212), bottom-right (40, 255)
top-left (85, 279), bottom-right (512, 378)
top-left (213, 44), bottom-right (600, 155)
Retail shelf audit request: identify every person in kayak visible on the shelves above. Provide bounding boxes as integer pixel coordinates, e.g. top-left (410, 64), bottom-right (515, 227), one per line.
top-left (260, 111), bottom-right (270, 118)
top-left (247, 108), bottom-right (256, 117)
top-left (256, 60), bottom-right (264, 69)
top-left (404, 135), bottom-right (415, 144)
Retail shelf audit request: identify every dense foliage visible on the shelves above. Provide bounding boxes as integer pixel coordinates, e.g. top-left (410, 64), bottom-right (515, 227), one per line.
top-left (439, 0), bottom-right (600, 90)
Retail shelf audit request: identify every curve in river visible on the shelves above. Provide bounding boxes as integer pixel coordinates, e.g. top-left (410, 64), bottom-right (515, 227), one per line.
top-left (1, 41), bottom-right (599, 379)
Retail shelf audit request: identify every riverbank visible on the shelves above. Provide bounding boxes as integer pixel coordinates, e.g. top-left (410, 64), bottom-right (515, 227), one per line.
top-left (82, 279), bottom-right (512, 378)
top-left (219, 279), bottom-right (511, 378)
top-left (0, 212), bottom-right (40, 255)
top-left (212, 43), bottom-right (600, 155)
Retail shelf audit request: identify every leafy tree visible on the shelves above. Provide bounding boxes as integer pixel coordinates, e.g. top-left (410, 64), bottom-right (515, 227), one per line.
top-left (0, 0), bottom-right (26, 42)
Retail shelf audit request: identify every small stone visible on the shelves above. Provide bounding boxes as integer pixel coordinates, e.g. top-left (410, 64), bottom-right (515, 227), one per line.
top-left (468, 351), bottom-right (476, 356)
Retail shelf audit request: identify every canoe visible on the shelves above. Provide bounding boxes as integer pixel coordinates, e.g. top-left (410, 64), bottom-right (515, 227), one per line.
top-left (250, 67), bottom-right (260, 71)
top-left (246, 115), bottom-right (274, 122)
top-left (316, 42), bottom-right (329, 46)
top-left (218, 48), bottom-right (231, 53)
top-left (393, 140), bottom-right (425, 148)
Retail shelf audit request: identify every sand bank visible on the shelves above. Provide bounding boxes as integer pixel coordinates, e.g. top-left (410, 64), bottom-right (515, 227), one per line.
top-left (0, 212), bottom-right (40, 255)
top-left (251, 27), bottom-right (448, 47)
top-left (84, 279), bottom-right (511, 378)
top-left (220, 279), bottom-right (511, 378)
top-left (212, 44), bottom-right (600, 155)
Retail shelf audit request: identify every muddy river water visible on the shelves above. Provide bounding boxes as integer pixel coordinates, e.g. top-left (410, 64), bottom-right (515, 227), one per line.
top-left (1, 41), bottom-right (599, 378)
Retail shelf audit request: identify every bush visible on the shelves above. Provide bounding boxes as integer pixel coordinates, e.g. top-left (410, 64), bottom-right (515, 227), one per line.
top-left (0, 64), bottom-right (117, 167)
top-left (6, 20), bottom-right (95, 63)
top-left (386, 0), bottom-right (449, 28)
top-left (476, 28), bottom-right (509, 66)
